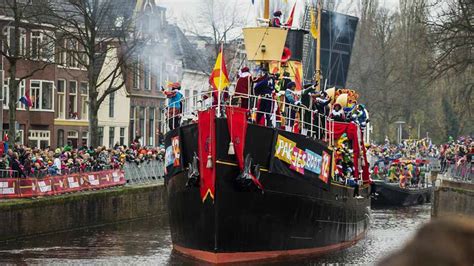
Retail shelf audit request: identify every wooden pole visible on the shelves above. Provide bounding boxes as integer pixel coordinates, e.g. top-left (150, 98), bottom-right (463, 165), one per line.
top-left (264, 0), bottom-right (270, 20)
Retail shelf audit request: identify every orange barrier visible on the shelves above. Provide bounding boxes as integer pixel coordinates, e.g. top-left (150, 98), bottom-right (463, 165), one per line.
top-left (0, 169), bottom-right (126, 199)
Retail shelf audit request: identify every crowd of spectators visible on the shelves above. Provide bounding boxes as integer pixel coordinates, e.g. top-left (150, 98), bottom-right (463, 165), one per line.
top-left (367, 136), bottom-right (473, 184)
top-left (0, 140), bottom-right (166, 178)
top-left (439, 136), bottom-right (473, 174)
top-left (367, 137), bottom-right (438, 187)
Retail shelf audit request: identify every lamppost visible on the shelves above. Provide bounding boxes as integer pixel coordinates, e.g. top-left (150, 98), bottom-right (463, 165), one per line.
top-left (394, 121), bottom-right (405, 144)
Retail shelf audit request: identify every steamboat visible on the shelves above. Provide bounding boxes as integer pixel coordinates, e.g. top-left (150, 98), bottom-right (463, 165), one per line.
top-left (163, 1), bottom-right (371, 263)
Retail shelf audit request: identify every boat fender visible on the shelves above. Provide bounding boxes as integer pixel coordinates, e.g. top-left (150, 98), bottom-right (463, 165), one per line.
top-left (186, 153), bottom-right (200, 187)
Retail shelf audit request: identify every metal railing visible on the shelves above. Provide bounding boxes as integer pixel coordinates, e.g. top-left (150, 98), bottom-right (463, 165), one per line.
top-left (161, 90), bottom-right (335, 146)
top-left (444, 160), bottom-right (473, 183)
top-left (124, 160), bottom-right (165, 184)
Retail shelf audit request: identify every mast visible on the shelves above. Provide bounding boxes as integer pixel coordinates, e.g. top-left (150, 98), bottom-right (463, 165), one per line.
top-left (264, 0), bottom-right (270, 20)
top-left (316, 0), bottom-right (322, 91)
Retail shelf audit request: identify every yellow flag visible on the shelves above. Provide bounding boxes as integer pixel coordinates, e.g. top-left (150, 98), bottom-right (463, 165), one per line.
top-left (310, 8), bottom-right (319, 39)
top-left (209, 47), bottom-right (230, 91)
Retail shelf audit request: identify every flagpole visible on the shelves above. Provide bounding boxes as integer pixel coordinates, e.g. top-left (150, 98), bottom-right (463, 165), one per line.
top-left (316, 0), bottom-right (322, 91)
top-left (217, 42), bottom-right (223, 117)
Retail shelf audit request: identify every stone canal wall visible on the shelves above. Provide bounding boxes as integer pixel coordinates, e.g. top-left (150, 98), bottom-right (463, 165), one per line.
top-left (0, 184), bottom-right (166, 241)
top-left (432, 179), bottom-right (474, 218)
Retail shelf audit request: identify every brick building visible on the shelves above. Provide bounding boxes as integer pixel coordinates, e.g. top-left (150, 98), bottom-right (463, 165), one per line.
top-left (0, 0), bottom-right (207, 148)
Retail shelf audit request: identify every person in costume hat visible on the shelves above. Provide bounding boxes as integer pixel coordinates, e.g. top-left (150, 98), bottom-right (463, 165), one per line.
top-left (234, 66), bottom-right (252, 109)
top-left (330, 103), bottom-right (346, 122)
top-left (284, 81), bottom-right (299, 128)
top-left (270, 10), bottom-right (282, 27)
top-left (350, 104), bottom-right (369, 128)
top-left (162, 82), bottom-right (184, 130)
top-left (252, 68), bottom-right (275, 126)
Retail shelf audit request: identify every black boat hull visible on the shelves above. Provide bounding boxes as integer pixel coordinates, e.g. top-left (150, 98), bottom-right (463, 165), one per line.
top-left (165, 120), bottom-right (371, 263)
top-left (371, 180), bottom-right (433, 207)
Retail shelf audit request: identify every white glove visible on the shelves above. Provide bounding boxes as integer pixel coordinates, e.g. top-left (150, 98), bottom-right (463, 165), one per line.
top-left (277, 90), bottom-right (286, 96)
top-left (295, 101), bottom-right (301, 106)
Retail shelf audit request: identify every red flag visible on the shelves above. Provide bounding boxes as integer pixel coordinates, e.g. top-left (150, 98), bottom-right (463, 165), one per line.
top-left (198, 108), bottom-right (216, 202)
top-left (285, 3), bottom-right (296, 27)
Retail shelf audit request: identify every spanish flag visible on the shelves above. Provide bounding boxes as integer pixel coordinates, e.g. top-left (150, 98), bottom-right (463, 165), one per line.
top-left (209, 46), bottom-right (230, 91)
top-left (310, 8), bottom-right (319, 39)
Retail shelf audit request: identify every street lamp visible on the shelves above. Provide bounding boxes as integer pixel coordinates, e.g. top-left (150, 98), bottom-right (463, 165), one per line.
top-left (394, 121), bottom-right (406, 144)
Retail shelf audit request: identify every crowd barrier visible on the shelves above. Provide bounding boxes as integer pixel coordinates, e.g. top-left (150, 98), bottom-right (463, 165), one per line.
top-left (124, 160), bottom-right (165, 184)
top-left (445, 161), bottom-right (473, 183)
top-left (0, 169), bottom-right (126, 199)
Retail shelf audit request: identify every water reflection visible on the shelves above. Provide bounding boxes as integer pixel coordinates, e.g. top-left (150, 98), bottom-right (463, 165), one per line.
top-left (0, 204), bottom-right (431, 265)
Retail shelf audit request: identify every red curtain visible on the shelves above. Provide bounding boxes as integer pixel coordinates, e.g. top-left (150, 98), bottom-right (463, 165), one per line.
top-left (198, 108), bottom-right (216, 202)
top-left (332, 122), bottom-right (364, 180)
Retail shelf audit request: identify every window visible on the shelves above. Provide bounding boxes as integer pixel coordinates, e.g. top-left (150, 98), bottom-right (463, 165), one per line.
top-left (66, 39), bottom-right (79, 68)
top-left (80, 82), bottom-right (88, 119)
top-left (120, 127), bottom-right (125, 145)
top-left (130, 106), bottom-right (136, 142)
top-left (148, 107), bottom-right (155, 146)
top-left (78, 43), bottom-right (88, 68)
top-left (17, 80), bottom-right (25, 109)
top-left (56, 80), bottom-right (66, 118)
top-left (144, 57), bottom-right (151, 90)
top-left (132, 55), bottom-right (140, 89)
top-left (31, 31), bottom-right (41, 60)
top-left (68, 81), bottom-right (77, 118)
top-left (57, 129), bottom-right (64, 147)
top-left (28, 130), bottom-right (50, 149)
top-left (67, 131), bottom-right (78, 148)
top-left (109, 127), bottom-right (115, 148)
top-left (2, 79), bottom-right (8, 108)
top-left (4, 79), bottom-right (25, 109)
top-left (139, 107), bottom-right (145, 144)
top-left (42, 82), bottom-right (53, 110)
top-left (31, 30), bottom-right (55, 62)
top-left (81, 131), bottom-right (88, 146)
top-left (109, 91), bottom-right (115, 118)
top-left (156, 59), bottom-right (162, 90)
top-left (67, 131), bottom-right (78, 138)
top-left (3, 27), bottom-right (26, 56)
top-left (58, 39), bottom-right (67, 65)
top-left (42, 33), bottom-right (55, 62)
top-left (98, 127), bottom-right (104, 145)
top-left (31, 81), bottom-right (40, 109)
top-left (29, 80), bottom-right (53, 110)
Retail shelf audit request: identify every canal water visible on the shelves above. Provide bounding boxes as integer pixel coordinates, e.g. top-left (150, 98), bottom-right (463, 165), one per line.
top-left (0, 204), bottom-right (430, 265)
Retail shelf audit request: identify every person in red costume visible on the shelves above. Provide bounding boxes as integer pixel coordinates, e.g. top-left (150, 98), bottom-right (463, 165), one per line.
top-left (234, 67), bottom-right (252, 109)
top-left (270, 11), bottom-right (282, 27)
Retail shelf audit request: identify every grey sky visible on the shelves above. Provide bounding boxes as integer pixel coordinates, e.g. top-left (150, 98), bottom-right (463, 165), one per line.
top-left (158, 0), bottom-right (399, 29)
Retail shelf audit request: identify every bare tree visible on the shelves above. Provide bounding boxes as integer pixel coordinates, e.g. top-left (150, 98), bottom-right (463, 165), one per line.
top-left (44, 0), bottom-right (142, 147)
top-left (0, 0), bottom-right (57, 146)
top-left (182, 0), bottom-right (245, 62)
top-left (427, 0), bottom-right (473, 77)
